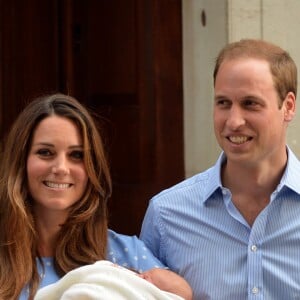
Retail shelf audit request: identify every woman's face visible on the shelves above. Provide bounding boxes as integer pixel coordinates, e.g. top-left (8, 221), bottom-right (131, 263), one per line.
top-left (27, 115), bottom-right (88, 218)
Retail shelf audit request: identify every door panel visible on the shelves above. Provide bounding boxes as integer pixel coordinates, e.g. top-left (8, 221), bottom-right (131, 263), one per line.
top-left (0, 0), bottom-right (184, 235)
top-left (0, 0), bottom-right (59, 138)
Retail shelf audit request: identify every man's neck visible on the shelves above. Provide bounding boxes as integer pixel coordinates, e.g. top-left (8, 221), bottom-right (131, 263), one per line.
top-left (221, 159), bottom-right (287, 226)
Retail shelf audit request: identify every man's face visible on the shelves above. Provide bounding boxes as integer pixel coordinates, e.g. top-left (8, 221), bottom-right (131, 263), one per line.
top-left (213, 58), bottom-right (294, 167)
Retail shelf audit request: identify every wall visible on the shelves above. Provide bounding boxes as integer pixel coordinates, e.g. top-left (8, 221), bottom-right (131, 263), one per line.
top-left (182, 0), bottom-right (226, 177)
top-left (183, 0), bottom-right (300, 177)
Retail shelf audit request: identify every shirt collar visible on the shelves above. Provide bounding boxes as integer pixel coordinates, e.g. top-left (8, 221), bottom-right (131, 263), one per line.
top-left (203, 146), bottom-right (300, 203)
top-left (279, 146), bottom-right (300, 195)
top-left (203, 152), bottom-right (225, 202)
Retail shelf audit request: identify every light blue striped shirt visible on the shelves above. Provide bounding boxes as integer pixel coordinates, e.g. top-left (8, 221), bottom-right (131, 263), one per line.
top-left (140, 147), bottom-right (300, 299)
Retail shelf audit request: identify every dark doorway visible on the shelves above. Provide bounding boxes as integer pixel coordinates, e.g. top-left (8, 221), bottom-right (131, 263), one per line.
top-left (0, 0), bottom-right (184, 235)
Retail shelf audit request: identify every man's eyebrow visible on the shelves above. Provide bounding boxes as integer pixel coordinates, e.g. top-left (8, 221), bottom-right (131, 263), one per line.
top-left (214, 95), bottom-right (228, 101)
top-left (240, 95), bottom-right (263, 102)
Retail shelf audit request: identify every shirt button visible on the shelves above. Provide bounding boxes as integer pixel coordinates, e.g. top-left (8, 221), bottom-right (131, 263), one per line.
top-left (251, 245), bottom-right (257, 252)
top-left (252, 287), bottom-right (259, 294)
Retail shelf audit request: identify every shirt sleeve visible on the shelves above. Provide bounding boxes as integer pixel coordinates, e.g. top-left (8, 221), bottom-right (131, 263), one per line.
top-left (107, 229), bottom-right (166, 273)
top-left (140, 198), bottom-right (164, 262)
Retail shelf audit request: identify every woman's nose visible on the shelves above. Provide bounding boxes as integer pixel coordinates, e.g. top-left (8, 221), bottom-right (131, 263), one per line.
top-left (51, 156), bottom-right (70, 175)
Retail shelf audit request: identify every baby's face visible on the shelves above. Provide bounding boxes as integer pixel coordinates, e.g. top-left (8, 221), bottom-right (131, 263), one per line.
top-left (139, 268), bottom-right (193, 300)
top-left (139, 269), bottom-right (173, 288)
top-left (138, 270), bottom-right (155, 284)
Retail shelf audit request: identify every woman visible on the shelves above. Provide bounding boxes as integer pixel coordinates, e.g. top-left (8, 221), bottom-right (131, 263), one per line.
top-left (0, 94), bottom-right (192, 300)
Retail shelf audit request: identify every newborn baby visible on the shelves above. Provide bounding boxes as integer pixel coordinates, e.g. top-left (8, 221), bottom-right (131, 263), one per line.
top-left (34, 261), bottom-right (191, 300)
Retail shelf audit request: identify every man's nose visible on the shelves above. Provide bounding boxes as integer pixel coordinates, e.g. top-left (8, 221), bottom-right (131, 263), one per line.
top-left (226, 107), bottom-right (246, 130)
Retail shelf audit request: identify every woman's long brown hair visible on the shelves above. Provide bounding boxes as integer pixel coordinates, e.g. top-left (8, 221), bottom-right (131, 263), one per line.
top-left (0, 93), bottom-right (112, 299)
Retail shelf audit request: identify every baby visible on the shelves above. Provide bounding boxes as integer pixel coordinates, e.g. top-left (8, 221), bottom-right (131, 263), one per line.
top-left (34, 260), bottom-right (192, 300)
top-left (139, 268), bottom-right (192, 299)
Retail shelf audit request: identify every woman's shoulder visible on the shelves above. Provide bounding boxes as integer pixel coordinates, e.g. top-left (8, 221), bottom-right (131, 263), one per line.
top-left (107, 229), bottom-right (164, 272)
top-left (107, 229), bottom-right (149, 255)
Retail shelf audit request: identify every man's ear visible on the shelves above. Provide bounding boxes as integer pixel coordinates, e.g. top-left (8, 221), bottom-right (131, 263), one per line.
top-left (283, 92), bottom-right (296, 122)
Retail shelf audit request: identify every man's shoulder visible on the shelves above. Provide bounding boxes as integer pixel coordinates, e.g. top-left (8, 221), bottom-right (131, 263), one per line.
top-left (152, 167), bottom-right (215, 202)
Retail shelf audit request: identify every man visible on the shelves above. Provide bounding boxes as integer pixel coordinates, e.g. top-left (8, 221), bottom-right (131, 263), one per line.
top-left (140, 39), bottom-right (300, 299)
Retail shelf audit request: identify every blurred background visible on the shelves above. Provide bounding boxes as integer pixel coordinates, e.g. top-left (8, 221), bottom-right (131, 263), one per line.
top-left (0, 0), bottom-right (184, 235)
top-left (1, 0), bottom-right (299, 235)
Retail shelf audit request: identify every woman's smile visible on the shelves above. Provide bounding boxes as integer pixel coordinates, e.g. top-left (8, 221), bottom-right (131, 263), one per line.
top-left (43, 181), bottom-right (73, 189)
top-left (27, 116), bottom-right (88, 214)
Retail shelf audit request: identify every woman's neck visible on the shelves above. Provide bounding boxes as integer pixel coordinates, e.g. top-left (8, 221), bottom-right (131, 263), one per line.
top-left (35, 214), bottom-right (66, 257)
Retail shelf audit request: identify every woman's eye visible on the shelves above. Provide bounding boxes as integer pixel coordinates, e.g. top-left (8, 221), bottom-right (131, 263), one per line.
top-left (36, 149), bottom-right (52, 156)
top-left (70, 150), bottom-right (84, 160)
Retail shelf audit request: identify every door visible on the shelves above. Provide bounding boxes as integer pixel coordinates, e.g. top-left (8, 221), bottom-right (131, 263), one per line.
top-left (0, 0), bottom-right (184, 235)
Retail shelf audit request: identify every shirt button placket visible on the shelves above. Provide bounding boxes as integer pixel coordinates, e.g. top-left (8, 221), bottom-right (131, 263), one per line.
top-left (248, 240), bottom-right (263, 299)
top-left (252, 286), bottom-right (259, 295)
top-left (251, 245), bottom-right (257, 252)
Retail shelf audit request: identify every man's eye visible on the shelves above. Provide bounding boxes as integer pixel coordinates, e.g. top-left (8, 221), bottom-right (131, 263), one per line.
top-left (215, 99), bottom-right (231, 107)
top-left (219, 101), bottom-right (226, 105)
top-left (244, 100), bottom-right (259, 108)
top-left (71, 150), bottom-right (84, 160)
top-left (36, 149), bottom-right (52, 156)
top-left (245, 100), bottom-right (255, 106)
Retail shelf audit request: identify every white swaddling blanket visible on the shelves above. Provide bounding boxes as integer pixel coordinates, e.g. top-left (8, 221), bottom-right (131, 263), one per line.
top-left (34, 260), bottom-right (184, 300)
